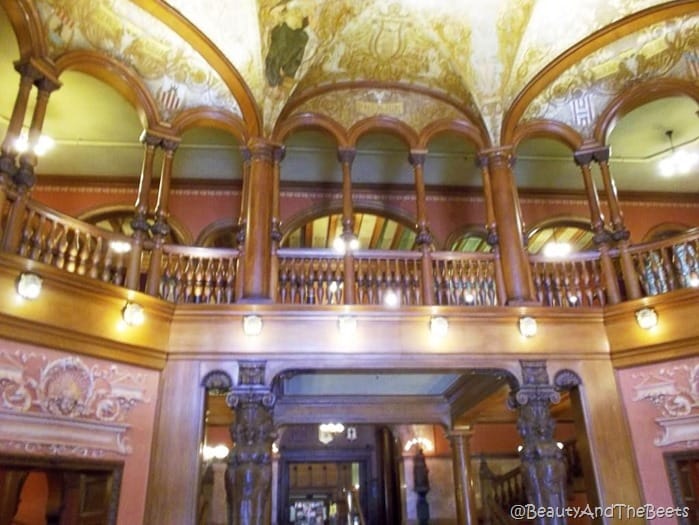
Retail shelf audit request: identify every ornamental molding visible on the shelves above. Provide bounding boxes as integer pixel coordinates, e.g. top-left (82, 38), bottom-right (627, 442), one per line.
top-left (632, 362), bottom-right (699, 447)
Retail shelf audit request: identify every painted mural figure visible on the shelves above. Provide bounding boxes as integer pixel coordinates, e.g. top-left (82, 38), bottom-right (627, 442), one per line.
top-left (265, 16), bottom-right (310, 86)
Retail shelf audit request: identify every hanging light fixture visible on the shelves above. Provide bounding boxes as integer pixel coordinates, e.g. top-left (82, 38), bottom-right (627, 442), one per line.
top-left (659, 130), bottom-right (699, 177)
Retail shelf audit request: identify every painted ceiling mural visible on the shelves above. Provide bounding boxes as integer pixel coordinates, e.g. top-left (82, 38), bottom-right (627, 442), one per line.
top-left (15, 0), bottom-right (692, 140)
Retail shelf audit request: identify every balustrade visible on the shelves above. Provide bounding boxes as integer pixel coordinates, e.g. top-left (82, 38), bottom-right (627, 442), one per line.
top-left (2, 196), bottom-right (699, 309)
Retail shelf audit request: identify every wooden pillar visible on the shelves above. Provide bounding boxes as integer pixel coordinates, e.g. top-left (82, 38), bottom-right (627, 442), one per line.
top-left (574, 360), bottom-right (644, 524)
top-left (409, 150), bottom-right (435, 305)
top-left (594, 149), bottom-right (641, 300)
top-left (270, 146), bottom-right (285, 301)
top-left (144, 360), bottom-right (206, 524)
top-left (2, 75), bottom-right (59, 252)
top-left (338, 147), bottom-right (357, 304)
top-left (242, 138), bottom-right (277, 301)
top-left (126, 132), bottom-right (160, 290)
top-left (448, 426), bottom-right (477, 525)
top-left (478, 154), bottom-right (507, 305)
top-left (235, 149), bottom-right (251, 301)
top-left (483, 149), bottom-right (536, 304)
top-left (0, 62), bottom-right (37, 178)
top-left (146, 138), bottom-right (179, 296)
top-left (225, 361), bottom-right (276, 525)
top-left (574, 151), bottom-right (621, 304)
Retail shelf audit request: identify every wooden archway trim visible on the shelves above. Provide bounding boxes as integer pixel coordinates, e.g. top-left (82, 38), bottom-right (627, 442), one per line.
top-left (510, 120), bottom-right (584, 152)
top-left (594, 78), bottom-right (699, 144)
top-left (278, 80), bottom-right (480, 128)
top-left (1, 0), bottom-right (48, 59)
top-left (132, 0), bottom-right (262, 137)
top-left (417, 118), bottom-right (489, 151)
top-left (501, 0), bottom-right (698, 145)
top-left (54, 50), bottom-right (158, 130)
top-left (171, 107), bottom-right (248, 144)
top-left (348, 116), bottom-right (419, 149)
top-left (272, 113), bottom-right (348, 147)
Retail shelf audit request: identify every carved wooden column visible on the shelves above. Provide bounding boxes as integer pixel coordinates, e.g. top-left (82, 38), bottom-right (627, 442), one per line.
top-left (0, 62), bottom-right (39, 221)
top-left (338, 147), bottom-right (357, 304)
top-left (483, 149), bottom-right (536, 304)
top-left (146, 138), bottom-right (179, 296)
top-left (448, 426), bottom-right (477, 525)
top-left (144, 360), bottom-right (206, 524)
top-left (594, 148), bottom-right (641, 300)
top-left (236, 149), bottom-right (251, 301)
top-left (574, 151), bottom-right (621, 304)
top-left (225, 361), bottom-right (276, 525)
top-left (409, 150), bottom-right (435, 305)
top-left (242, 139), bottom-right (277, 301)
top-left (477, 154), bottom-right (507, 305)
top-left (126, 132), bottom-right (160, 290)
top-left (2, 74), bottom-right (60, 252)
top-left (270, 146), bottom-right (285, 301)
top-left (510, 361), bottom-right (567, 525)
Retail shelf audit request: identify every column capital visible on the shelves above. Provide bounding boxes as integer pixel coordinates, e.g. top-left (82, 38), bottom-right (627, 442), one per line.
top-left (140, 131), bottom-right (163, 147)
top-left (337, 147), bottom-right (356, 164)
top-left (246, 137), bottom-right (277, 162)
top-left (161, 138), bottom-right (180, 152)
top-left (273, 144), bottom-right (286, 163)
top-left (479, 146), bottom-right (515, 166)
top-left (447, 425), bottom-right (474, 439)
top-left (408, 149), bottom-right (428, 166)
top-left (592, 146), bottom-right (611, 163)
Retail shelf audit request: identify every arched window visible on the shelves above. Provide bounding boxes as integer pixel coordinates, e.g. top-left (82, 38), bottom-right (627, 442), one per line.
top-left (527, 218), bottom-right (596, 256)
top-left (79, 206), bottom-right (188, 245)
top-left (446, 226), bottom-right (492, 253)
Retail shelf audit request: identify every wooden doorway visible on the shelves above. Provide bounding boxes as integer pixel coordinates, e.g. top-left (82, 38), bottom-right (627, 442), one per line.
top-left (665, 450), bottom-right (699, 525)
top-left (0, 455), bottom-right (122, 525)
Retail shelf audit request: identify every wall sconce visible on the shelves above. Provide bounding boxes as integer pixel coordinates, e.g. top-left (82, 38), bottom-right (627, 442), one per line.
top-left (635, 307), bottom-right (658, 330)
top-left (122, 302), bottom-right (145, 326)
top-left (383, 289), bottom-right (400, 308)
top-left (337, 315), bottom-right (357, 336)
top-left (429, 316), bottom-right (448, 337)
top-left (518, 316), bottom-right (537, 337)
top-left (243, 314), bottom-right (263, 336)
top-left (16, 272), bottom-right (43, 299)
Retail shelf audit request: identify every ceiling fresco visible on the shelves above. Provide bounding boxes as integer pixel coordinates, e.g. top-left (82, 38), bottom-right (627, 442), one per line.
top-left (524, 13), bottom-right (699, 138)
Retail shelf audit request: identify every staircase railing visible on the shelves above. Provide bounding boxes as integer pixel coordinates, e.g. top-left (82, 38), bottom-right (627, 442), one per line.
top-left (480, 458), bottom-right (527, 525)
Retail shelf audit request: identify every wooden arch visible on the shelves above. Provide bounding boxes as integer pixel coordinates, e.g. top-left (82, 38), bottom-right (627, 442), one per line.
top-left (1, 0), bottom-right (48, 59)
top-left (501, 1), bottom-right (698, 146)
top-left (417, 118), bottom-right (489, 151)
top-left (171, 107), bottom-right (249, 144)
top-left (510, 120), bottom-right (585, 153)
top-left (348, 116), bottom-right (419, 150)
top-left (595, 78), bottom-right (699, 144)
top-left (54, 50), bottom-right (159, 130)
top-left (272, 113), bottom-right (349, 148)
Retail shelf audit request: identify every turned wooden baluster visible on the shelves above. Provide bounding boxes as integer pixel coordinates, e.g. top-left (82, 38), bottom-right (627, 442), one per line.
top-left (77, 232), bottom-right (91, 276)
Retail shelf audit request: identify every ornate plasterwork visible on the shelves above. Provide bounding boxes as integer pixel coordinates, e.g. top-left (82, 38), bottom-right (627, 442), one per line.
top-left (632, 361), bottom-right (699, 447)
top-left (0, 351), bottom-right (148, 456)
top-left (523, 14), bottom-right (699, 138)
top-left (293, 88), bottom-right (468, 133)
top-left (35, 0), bottom-right (241, 121)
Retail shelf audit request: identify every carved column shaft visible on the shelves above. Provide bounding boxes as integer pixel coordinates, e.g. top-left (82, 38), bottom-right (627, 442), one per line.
top-left (270, 147), bottom-right (285, 302)
top-left (478, 155), bottom-right (507, 305)
top-left (486, 150), bottom-right (536, 304)
top-left (410, 150), bottom-right (435, 305)
top-left (0, 70), bottom-right (35, 164)
top-left (512, 361), bottom-right (567, 525)
top-left (449, 427), bottom-right (477, 525)
top-left (242, 139), bottom-right (277, 300)
top-left (339, 148), bottom-right (356, 304)
top-left (226, 361), bottom-right (276, 525)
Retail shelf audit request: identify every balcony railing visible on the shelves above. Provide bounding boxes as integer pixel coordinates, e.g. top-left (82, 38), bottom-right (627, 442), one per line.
top-left (2, 194), bottom-right (699, 308)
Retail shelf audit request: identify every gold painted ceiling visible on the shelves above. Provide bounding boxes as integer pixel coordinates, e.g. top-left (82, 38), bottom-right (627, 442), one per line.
top-left (13, 0), bottom-right (696, 140)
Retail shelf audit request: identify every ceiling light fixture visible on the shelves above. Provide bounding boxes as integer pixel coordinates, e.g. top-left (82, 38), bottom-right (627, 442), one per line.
top-left (122, 302), bottom-right (145, 326)
top-left (635, 307), bottom-right (658, 330)
top-left (16, 272), bottom-right (43, 299)
top-left (518, 316), bottom-right (537, 337)
top-left (318, 422), bottom-right (345, 445)
top-left (243, 314), bottom-right (263, 336)
top-left (429, 316), bottom-right (448, 337)
top-left (659, 130), bottom-right (699, 177)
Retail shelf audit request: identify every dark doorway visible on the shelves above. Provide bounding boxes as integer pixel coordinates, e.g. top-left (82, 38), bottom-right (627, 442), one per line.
top-left (0, 455), bottom-right (122, 525)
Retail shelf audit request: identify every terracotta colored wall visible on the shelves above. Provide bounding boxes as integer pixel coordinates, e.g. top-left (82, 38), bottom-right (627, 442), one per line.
top-left (0, 339), bottom-right (160, 525)
top-left (617, 356), bottom-right (699, 525)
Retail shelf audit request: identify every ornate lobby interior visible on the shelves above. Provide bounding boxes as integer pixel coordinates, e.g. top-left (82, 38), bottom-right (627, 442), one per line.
top-left (0, 1), bottom-right (698, 524)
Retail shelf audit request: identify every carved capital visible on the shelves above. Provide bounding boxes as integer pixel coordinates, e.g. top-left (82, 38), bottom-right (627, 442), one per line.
top-left (611, 228), bottom-right (630, 242)
top-left (409, 149), bottom-right (427, 167)
top-left (415, 226), bottom-right (433, 247)
top-left (592, 229), bottom-right (612, 245)
top-left (573, 151), bottom-right (594, 166)
top-left (130, 213), bottom-right (150, 233)
top-left (0, 153), bottom-right (17, 177)
top-left (160, 139), bottom-right (180, 152)
top-left (150, 219), bottom-right (171, 237)
top-left (337, 147), bottom-right (356, 164)
top-left (139, 131), bottom-right (162, 148)
top-left (35, 76), bottom-right (60, 94)
top-left (273, 145), bottom-right (286, 163)
top-left (13, 161), bottom-right (36, 189)
top-left (246, 138), bottom-right (275, 162)
top-left (592, 146), bottom-right (611, 163)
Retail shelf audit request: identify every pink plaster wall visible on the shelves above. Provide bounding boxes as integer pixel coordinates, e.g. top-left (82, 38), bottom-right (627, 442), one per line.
top-left (0, 339), bottom-right (160, 525)
top-left (617, 356), bottom-right (699, 525)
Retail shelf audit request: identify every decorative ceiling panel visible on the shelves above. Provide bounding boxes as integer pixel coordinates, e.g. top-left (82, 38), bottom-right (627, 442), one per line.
top-left (292, 88), bottom-right (469, 133)
top-left (36, 0), bottom-right (241, 121)
top-left (523, 14), bottom-right (699, 138)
